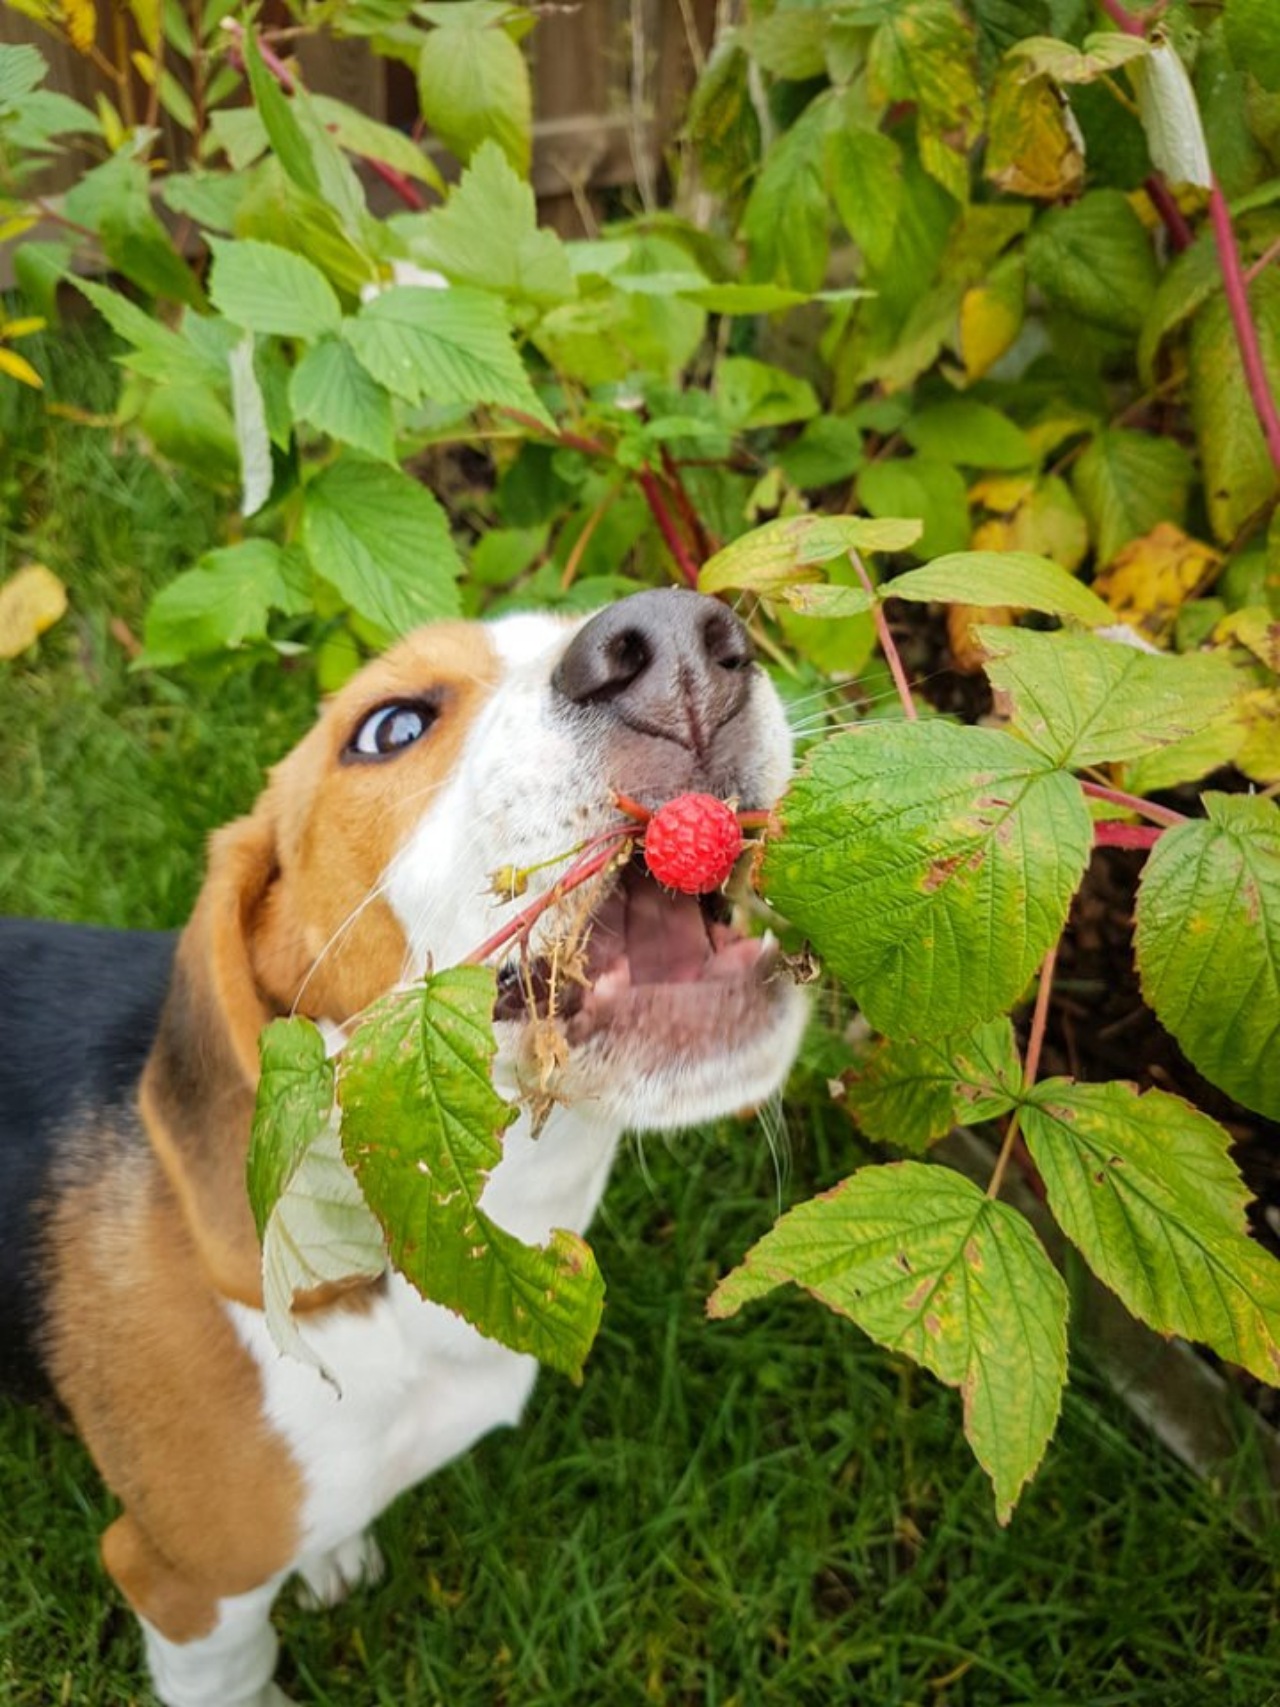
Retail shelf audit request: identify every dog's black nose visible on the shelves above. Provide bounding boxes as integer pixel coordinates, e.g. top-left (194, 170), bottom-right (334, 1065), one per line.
top-left (552, 589), bottom-right (754, 754)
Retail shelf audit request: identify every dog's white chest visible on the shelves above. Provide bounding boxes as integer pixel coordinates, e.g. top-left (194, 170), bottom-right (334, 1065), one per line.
top-left (230, 1103), bottom-right (623, 1561)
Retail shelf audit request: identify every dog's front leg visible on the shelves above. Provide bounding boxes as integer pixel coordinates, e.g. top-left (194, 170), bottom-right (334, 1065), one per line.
top-left (140, 1584), bottom-right (291, 1707)
top-left (104, 1514), bottom-right (291, 1707)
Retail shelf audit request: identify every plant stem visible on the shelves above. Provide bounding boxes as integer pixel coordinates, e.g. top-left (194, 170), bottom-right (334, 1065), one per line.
top-left (1093, 821), bottom-right (1164, 850)
top-left (638, 466), bottom-right (701, 587)
top-left (1209, 176), bottom-right (1280, 475)
top-left (1079, 780), bottom-right (1186, 828)
top-left (1144, 174), bottom-right (1192, 253)
top-left (662, 446), bottom-right (717, 558)
top-left (1097, 0), bottom-right (1147, 37)
top-left (987, 941), bottom-right (1058, 1201)
top-left (850, 550), bottom-right (917, 720)
top-left (463, 830), bottom-right (637, 968)
top-left (498, 407), bottom-right (609, 459)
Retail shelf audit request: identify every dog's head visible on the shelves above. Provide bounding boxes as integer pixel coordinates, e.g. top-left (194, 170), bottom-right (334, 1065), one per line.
top-left (142, 590), bottom-right (807, 1299)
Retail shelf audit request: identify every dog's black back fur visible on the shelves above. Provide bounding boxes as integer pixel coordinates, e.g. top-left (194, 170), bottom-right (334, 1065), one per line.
top-left (0, 920), bottom-right (175, 1399)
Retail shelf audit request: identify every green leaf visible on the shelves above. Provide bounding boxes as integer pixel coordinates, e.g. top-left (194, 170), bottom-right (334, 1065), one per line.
top-left (139, 539), bottom-right (310, 666)
top-left (302, 454), bottom-right (463, 635)
top-left (828, 124), bottom-right (903, 275)
top-left (698, 514), bottom-right (923, 598)
top-left (902, 400), bottom-right (1034, 470)
top-left (290, 336), bottom-right (395, 463)
top-left (1134, 793), bottom-right (1280, 1121)
top-left (340, 968), bottom-right (605, 1380)
top-left (0, 43), bottom-right (47, 111)
top-left (1224, 0), bottom-right (1280, 93)
top-left (311, 92), bottom-right (444, 190)
top-left (208, 238), bottom-right (342, 340)
top-left (417, 17), bottom-right (531, 172)
top-left (857, 457), bottom-right (970, 561)
top-left (1021, 1079), bottom-right (1280, 1384)
top-left (66, 153), bottom-right (205, 310)
top-left (1026, 189), bottom-right (1158, 337)
top-left (889, 551), bottom-right (1113, 626)
top-left (1008, 31), bottom-right (1151, 84)
top-left (741, 92), bottom-right (834, 293)
top-left (243, 28), bottom-right (322, 199)
top-left (74, 278), bottom-right (226, 388)
top-left (714, 356), bottom-right (819, 431)
top-left (978, 627), bottom-right (1241, 768)
top-left (138, 384), bottom-right (239, 488)
top-left (396, 139), bottom-right (573, 305)
top-left (344, 284), bottom-right (551, 424)
top-left (782, 584), bottom-right (876, 620)
top-left (679, 282), bottom-right (814, 314)
top-left (1071, 429), bottom-right (1193, 564)
top-left (1137, 230), bottom-right (1218, 385)
top-left (709, 1163), bottom-right (1067, 1524)
top-left (760, 722), bottom-right (1093, 1038)
top-left (1190, 279), bottom-right (1280, 545)
top-left (843, 1018), bottom-right (1023, 1152)
top-left (248, 1018), bottom-right (336, 1240)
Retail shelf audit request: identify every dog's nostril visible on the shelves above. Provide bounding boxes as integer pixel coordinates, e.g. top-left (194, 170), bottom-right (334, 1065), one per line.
top-left (703, 609), bottom-right (754, 671)
top-left (607, 628), bottom-right (651, 682)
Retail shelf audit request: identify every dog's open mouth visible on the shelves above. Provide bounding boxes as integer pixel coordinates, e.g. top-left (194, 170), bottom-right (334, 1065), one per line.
top-left (492, 854), bottom-right (780, 1046)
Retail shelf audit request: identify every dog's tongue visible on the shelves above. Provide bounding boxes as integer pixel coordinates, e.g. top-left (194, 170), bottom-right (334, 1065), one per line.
top-left (623, 873), bottom-right (710, 985)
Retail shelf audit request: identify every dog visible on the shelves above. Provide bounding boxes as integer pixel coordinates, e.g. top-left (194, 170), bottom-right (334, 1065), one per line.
top-left (0, 587), bottom-right (807, 1707)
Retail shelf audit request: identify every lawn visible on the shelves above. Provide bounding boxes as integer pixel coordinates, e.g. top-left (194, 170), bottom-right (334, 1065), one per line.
top-left (2, 332), bottom-right (1279, 1707)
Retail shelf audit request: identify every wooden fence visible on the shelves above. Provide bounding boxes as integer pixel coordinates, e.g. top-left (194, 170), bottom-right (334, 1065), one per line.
top-left (1, 1), bottom-right (718, 236)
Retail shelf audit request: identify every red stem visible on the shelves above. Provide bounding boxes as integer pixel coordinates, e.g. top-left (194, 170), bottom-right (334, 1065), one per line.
top-left (1079, 780), bottom-right (1185, 828)
top-left (1209, 176), bottom-right (1280, 475)
top-left (463, 830), bottom-right (637, 967)
top-left (1144, 174), bottom-right (1192, 253)
top-left (363, 155), bottom-right (427, 212)
top-left (638, 467), bottom-right (700, 587)
top-left (1023, 940), bottom-right (1058, 1088)
top-left (1093, 822), bottom-right (1164, 850)
top-left (498, 407), bottom-right (609, 459)
top-left (662, 447), bottom-right (717, 559)
top-left (850, 550), bottom-right (917, 721)
top-left (1097, 0), bottom-right (1146, 35)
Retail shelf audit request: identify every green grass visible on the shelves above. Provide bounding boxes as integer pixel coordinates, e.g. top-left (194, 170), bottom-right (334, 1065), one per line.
top-left (3, 333), bottom-right (1280, 1707)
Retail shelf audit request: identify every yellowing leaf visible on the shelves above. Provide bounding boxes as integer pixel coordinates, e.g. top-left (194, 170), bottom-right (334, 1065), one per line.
top-left (0, 316), bottom-right (45, 339)
top-left (0, 347), bottom-right (44, 389)
top-left (0, 564), bottom-right (68, 658)
top-left (970, 474), bottom-right (1088, 572)
top-left (1214, 607), bottom-right (1280, 673)
top-left (985, 69), bottom-right (1083, 201)
top-left (61, 0), bottom-right (96, 55)
top-left (958, 263), bottom-right (1024, 381)
top-left (1094, 521), bottom-right (1221, 641)
top-left (948, 601), bottom-right (1011, 673)
top-left (126, 0), bottom-right (160, 51)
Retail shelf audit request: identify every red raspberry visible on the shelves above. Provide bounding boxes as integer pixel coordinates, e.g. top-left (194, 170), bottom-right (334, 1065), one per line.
top-left (642, 793), bottom-right (744, 894)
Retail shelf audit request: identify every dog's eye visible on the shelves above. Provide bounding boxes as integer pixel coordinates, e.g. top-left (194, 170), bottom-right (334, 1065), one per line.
top-left (348, 700), bottom-right (438, 759)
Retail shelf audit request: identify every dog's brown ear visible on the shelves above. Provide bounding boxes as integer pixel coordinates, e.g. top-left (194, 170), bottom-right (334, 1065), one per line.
top-left (139, 809), bottom-right (282, 1307)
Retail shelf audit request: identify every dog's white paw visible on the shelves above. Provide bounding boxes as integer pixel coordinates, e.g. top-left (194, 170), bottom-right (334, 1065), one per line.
top-left (294, 1530), bottom-right (386, 1610)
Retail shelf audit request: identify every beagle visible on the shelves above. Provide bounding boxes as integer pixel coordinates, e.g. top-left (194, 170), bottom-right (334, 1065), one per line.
top-left (0, 588), bottom-right (807, 1707)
